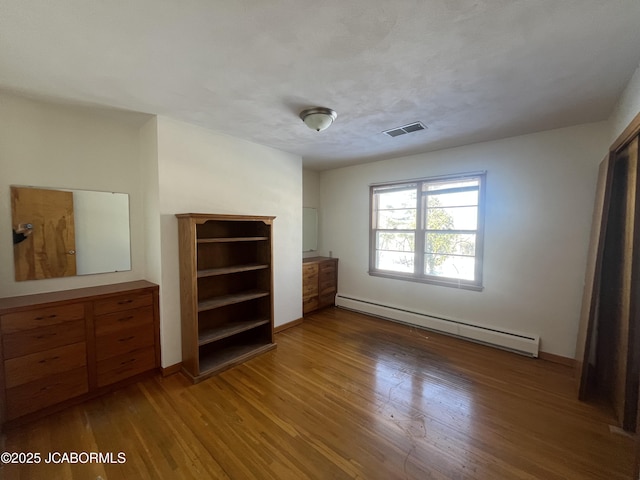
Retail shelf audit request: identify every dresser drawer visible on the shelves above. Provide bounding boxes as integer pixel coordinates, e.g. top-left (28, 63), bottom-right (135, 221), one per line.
top-left (303, 263), bottom-right (319, 276)
top-left (97, 347), bottom-right (156, 388)
top-left (1, 303), bottom-right (84, 334)
top-left (94, 292), bottom-right (153, 316)
top-left (319, 276), bottom-right (336, 296)
top-left (4, 342), bottom-right (87, 388)
top-left (302, 258), bottom-right (337, 315)
top-left (96, 324), bottom-right (155, 361)
top-left (0, 281), bottom-right (160, 426)
top-left (319, 260), bottom-right (337, 275)
top-left (318, 293), bottom-right (336, 309)
top-left (319, 268), bottom-right (336, 280)
top-left (303, 282), bottom-right (318, 297)
top-left (5, 367), bottom-right (88, 420)
top-left (95, 306), bottom-right (154, 336)
top-left (2, 319), bottom-right (86, 359)
top-left (303, 296), bottom-right (319, 314)
top-left (302, 264), bottom-right (319, 296)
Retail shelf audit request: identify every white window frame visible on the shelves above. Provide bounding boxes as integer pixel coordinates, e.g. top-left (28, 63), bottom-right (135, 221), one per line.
top-left (369, 171), bottom-right (486, 291)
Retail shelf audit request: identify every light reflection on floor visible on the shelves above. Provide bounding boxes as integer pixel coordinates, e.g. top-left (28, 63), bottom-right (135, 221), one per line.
top-left (371, 340), bottom-right (475, 474)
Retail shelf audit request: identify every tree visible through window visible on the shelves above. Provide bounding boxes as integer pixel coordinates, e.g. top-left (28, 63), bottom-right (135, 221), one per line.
top-left (370, 172), bottom-right (485, 290)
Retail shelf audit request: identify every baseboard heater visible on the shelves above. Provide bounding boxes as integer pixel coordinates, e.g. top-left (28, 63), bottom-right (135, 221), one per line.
top-left (335, 294), bottom-right (540, 357)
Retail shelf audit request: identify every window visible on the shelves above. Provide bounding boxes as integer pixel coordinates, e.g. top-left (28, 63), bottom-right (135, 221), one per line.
top-left (370, 172), bottom-right (485, 290)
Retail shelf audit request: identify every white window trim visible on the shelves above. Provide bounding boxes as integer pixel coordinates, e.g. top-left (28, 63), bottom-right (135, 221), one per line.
top-left (369, 171), bottom-right (486, 291)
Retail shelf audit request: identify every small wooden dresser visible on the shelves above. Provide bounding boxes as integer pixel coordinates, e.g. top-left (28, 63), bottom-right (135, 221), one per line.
top-left (0, 280), bottom-right (160, 427)
top-left (303, 257), bottom-right (338, 314)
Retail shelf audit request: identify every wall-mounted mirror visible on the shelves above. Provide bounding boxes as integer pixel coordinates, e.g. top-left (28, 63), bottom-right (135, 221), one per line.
top-left (303, 207), bottom-right (318, 252)
top-left (11, 186), bottom-right (131, 281)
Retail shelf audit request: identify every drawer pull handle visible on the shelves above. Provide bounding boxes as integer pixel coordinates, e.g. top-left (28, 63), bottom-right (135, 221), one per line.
top-left (118, 300), bottom-right (134, 305)
top-left (119, 336), bottom-right (135, 342)
top-left (120, 358), bottom-right (136, 366)
top-left (35, 333), bottom-right (56, 339)
top-left (39, 356), bottom-right (60, 364)
top-left (34, 314), bottom-right (57, 321)
top-left (118, 316), bottom-right (134, 322)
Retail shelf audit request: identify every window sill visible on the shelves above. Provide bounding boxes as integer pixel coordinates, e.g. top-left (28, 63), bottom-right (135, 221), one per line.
top-left (368, 270), bottom-right (484, 292)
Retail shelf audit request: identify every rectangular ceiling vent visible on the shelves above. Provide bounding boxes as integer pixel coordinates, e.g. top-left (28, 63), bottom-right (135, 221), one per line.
top-left (383, 121), bottom-right (427, 138)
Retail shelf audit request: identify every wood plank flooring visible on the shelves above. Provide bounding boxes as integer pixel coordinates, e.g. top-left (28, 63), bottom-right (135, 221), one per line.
top-left (1, 307), bottom-right (635, 479)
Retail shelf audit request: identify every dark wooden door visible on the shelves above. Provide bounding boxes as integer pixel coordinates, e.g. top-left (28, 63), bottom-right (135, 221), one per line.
top-left (575, 156), bottom-right (612, 399)
top-left (586, 135), bottom-right (638, 432)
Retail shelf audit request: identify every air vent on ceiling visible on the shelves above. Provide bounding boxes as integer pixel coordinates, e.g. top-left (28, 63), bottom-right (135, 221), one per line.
top-left (383, 121), bottom-right (427, 137)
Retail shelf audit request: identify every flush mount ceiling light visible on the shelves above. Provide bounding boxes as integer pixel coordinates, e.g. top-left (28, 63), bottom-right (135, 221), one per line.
top-left (299, 107), bottom-right (337, 132)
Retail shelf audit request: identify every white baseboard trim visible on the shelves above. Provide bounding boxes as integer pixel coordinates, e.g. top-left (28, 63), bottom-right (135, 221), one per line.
top-left (335, 294), bottom-right (540, 357)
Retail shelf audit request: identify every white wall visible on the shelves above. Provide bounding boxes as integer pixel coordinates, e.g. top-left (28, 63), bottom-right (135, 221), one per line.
top-left (303, 169), bottom-right (321, 258)
top-left (139, 117), bottom-right (162, 285)
top-left (0, 93), bottom-right (151, 296)
top-left (0, 97), bottom-right (302, 368)
top-left (155, 116), bottom-right (302, 367)
top-left (610, 62), bottom-right (640, 142)
top-left (319, 122), bottom-right (610, 357)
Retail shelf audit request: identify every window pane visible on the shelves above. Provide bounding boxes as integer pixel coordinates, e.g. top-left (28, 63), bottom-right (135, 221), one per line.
top-left (370, 173), bottom-right (484, 288)
top-left (427, 190), bottom-right (478, 207)
top-left (376, 232), bottom-right (415, 252)
top-left (426, 233), bottom-right (476, 256)
top-left (377, 208), bottom-right (416, 229)
top-left (376, 188), bottom-right (417, 210)
top-left (377, 250), bottom-right (414, 273)
top-left (424, 179), bottom-right (479, 192)
top-left (425, 206), bottom-right (477, 230)
top-left (424, 254), bottom-right (475, 280)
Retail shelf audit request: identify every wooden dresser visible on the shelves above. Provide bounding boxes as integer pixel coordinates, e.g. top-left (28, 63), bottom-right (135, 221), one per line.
top-left (0, 280), bottom-right (160, 427)
top-left (303, 257), bottom-right (338, 314)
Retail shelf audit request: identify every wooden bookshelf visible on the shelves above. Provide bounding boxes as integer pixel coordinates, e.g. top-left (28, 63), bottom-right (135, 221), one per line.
top-left (176, 213), bottom-right (276, 383)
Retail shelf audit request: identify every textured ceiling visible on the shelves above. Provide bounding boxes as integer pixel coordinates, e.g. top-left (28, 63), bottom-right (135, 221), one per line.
top-left (1, 1), bottom-right (640, 170)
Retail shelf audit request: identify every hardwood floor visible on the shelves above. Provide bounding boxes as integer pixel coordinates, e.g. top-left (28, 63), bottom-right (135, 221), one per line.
top-left (1, 307), bottom-right (635, 479)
